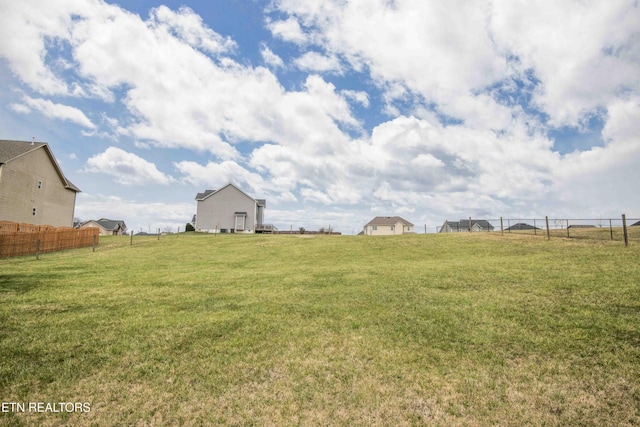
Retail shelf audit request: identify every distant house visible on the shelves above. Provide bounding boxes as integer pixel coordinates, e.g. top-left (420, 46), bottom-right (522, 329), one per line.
top-left (0, 139), bottom-right (80, 227)
top-left (440, 219), bottom-right (495, 233)
top-left (363, 216), bottom-right (414, 235)
top-left (505, 223), bottom-right (540, 231)
top-left (195, 183), bottom-right (266, 233)
top-left (631, 220), bottom-right (640, 227)
top-left (79, 218), bottom-right (127, 236)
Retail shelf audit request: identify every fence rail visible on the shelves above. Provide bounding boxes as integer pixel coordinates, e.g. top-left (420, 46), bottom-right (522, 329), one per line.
top-left (0, 222), bottom-right (100, 258)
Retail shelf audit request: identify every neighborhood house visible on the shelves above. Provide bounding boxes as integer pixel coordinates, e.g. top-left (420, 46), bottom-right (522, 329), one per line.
top-left (79, 218), bottom-right (128, 236)
top-left (195, 183), bottom-right (266, 233)
top-left (0, 140), bottom-right (79, 227)
top-left (363, 216), bottom-right (414, 235)
top-left (440, 219), bottom-right (495, 233)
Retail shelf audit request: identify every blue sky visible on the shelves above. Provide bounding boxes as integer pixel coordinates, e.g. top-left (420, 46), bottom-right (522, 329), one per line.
top-left (1, 0), bottom-right (639, 234)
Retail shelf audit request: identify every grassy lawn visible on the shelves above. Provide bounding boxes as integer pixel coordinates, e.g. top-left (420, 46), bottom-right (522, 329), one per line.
top-left (1, 232), bottom-right (639, 426)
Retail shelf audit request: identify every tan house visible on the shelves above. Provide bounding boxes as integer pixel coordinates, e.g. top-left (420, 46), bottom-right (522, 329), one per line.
top-left (0, 140), bottom-right (79, 227)
top-left (363, 216), bottom-right (414, 235)
top-left (79, 218), bottom-right (127, 236)
top-left (195, 183), bottom-right (266, 233)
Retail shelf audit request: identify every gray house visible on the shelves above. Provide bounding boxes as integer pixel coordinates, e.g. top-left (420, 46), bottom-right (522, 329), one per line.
top-left (79, 218), bottom-right (127, 236)
top-left (195, 183), bottom-right (266, 233)
top-left (440, 219), bottom-right (495, 233)
top-left (0, 140), bottom-right (80, 227)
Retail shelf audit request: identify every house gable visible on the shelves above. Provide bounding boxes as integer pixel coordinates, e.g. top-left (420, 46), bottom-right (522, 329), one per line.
top-left (195, 183), bottom-right (265, 233)
top-left (363, 216), bottom-right (414, 235)
top-left (0, 140), bottom-right (79, 227)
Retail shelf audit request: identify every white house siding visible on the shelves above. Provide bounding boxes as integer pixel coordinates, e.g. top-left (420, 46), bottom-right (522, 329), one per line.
top-left (0, 147), bottom-right (76, 227)
top-left (196, 184), bottom-right (257, 233)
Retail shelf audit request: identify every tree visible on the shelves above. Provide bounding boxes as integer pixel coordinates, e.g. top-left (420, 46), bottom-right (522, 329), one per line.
top-left (186, 222), bottom-right (195, 232)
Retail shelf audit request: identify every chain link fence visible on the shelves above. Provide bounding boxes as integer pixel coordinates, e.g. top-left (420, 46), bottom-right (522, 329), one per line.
top-left (435, 216), bottom-right (639, 245)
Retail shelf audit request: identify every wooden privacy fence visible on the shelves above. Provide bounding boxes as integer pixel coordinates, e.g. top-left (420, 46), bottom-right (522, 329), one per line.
top-left (0, 222), bottom-right (99, 258)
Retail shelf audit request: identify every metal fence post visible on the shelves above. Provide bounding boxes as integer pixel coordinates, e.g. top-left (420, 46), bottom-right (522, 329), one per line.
top-left (622, 214), bottom-right (629, 247)
top-left (500, 217), bottom-right (503, 236)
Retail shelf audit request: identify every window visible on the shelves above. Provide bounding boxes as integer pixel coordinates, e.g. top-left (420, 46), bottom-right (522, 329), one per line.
top-left (37, 180), bottom-right (42, 189)
top-left (391, 225), bottom-right (394, 231)
top-left (32, 208), bottom-right (37, 216)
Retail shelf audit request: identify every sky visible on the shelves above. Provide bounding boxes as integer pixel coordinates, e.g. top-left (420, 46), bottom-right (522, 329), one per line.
top-left (1, 0), bottom-right (639, 234)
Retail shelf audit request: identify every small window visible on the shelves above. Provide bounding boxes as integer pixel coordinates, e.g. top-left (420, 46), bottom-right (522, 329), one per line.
top-left (391, 225), bottom-right (394, 231)
top-left (37, 180), bottom-right (42, 189)
top-left (32, 208), bottom-right (37, 216)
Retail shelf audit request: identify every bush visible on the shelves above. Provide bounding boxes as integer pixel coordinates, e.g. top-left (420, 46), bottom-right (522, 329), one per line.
top-left (185, 223), bottom-right (195, 232)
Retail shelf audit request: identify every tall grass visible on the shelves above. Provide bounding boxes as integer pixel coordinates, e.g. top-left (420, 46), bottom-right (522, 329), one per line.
top-left (1, 233), bottom-right (638, 425)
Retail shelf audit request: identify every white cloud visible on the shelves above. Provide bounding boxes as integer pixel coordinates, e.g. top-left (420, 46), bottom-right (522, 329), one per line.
top-left (271, 0), bottom-right (640, 131)
top-left (16, 96), bottom-right (96, 129)
top-left (341, 90), bottom-right (370, 108)
top-left (260, 43), bottom-right (285, 69)
top-left (266, 17), bottom-right (307, 44)
top-left (294, 51), bottom-right (342, 74)
top-left (150, 6), bottom-right (236, 54)
top-left (174, 160), bottom-right (266, 195)
top-left (489, 0), bottom-right (640, 128)
top-left (0, 0), bottom-right (78, 95)
top-left (85, 147), bottom-right (175, 186)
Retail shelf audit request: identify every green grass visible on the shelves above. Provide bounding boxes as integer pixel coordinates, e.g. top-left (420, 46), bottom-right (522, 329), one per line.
top-left (1, 232), bottom-right (639, 426)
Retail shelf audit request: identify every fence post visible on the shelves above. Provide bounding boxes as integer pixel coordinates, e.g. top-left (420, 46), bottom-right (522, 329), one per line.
top-left (534, 219), bottom-right (537, 235)
top-left (545, 216), bottom-right (550, 240)
top-left (622, 214), bottom-right (629, 247)
top-left (500, 217), bottom-right (503, 236)
top-left (609, 219), bottom-right (613, 241)
top-left (36, 239), bottom-right (40, 260)
top-left (92, 234), bottom-right (96, 252)
top-left (130, 230), bottom-right (133, 245)
top-left (469, 217), bottom-right (472, 232)
top-left (566, 219), bottom-right (570, 238)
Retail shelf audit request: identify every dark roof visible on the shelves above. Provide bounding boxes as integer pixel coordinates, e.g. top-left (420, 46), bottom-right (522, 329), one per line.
top-left (195, 183), bottom-right (264, 205)
top-left (195, 189), bottom-right (216, 200)
top-left (82, 218), bottom-right (126, 231)
top-left (505, 223), bottom-right (540, 230)
top-left (365, 216), bottom-right (414, 227)
top-left (0, 140), bottom-right (46, 163)
top-left (443, 219), bottom-right (495, 230)
top-left (630, 220), bottom-right (640, 226)
top-left (0, 140), bottom-right (80, 192)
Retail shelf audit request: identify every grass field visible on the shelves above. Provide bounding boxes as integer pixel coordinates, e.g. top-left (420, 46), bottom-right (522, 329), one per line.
top-left (1, 232), bottom-right (639, 426)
